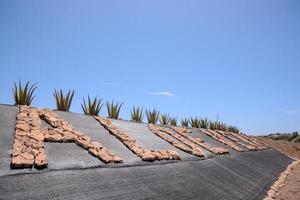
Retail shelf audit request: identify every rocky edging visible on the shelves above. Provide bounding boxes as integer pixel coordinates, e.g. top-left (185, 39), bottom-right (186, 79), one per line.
top-left (170, 127), bottom-right (229, 155)
top-left (215, 130), bottom-right (258, 151)
top-left (149, 124), bottom-right (205, 157)
top-left (201, 129), bottom-right (244, 152)
top-left (263, 160), bottom-right (300, 200)
top-left (11, 106), bottom-right (122, 169)
top-left (11, 106), bottom-right (47, 169)
top-left (93, 116), bottom-right (180, 161)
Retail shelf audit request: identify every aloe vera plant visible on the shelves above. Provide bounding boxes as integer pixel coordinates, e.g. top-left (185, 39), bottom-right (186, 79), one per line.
top-left (181, 118), bottom-right (189, 127)
top-left (81, 96), bottom-right (103, 116)
top-left (228, 125), bottom-right (240, 133)
top-left (130, 106), bottom-right (144, 122)
top-left (53, 89), bottom-right (74, 112)
top-left (170, 117), bottom-right (177, 126)
top-left (216, 121), bottom-right (228, 131)
top-left (146, 109), bottom-right (160, 124)
top-left (13, 81), bottom-right (37, 106)
top-left (199, 118), bottom-right (209, 129)
top-left (209, 121), bottom-right (217, 130)
top-left (106, 101), bottom-right (123, 119)
top-left (159, 114), bottom-right (170, 125)
top-left (189, 117), bottom-right (200, 128)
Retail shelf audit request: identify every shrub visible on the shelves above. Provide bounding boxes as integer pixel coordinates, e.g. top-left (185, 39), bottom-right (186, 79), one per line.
top-left (159, 114), bottom-right (170, 125)
top-left (13, 81), bottom-right (37, 106)
top-left (146, 109), bottom-right (160, 124)
top-left (81, 96), bottom-right (103, 116)
top-left (199, 118), bottom-right (209, 129)
top-left (189, 117), bottom-right (200, 128)
top-left (294, 136), bottom-right (300, 143)
top-left (181, 118), bottom-right (189, 127)
top-left (106, 101), bottom-right (123, 119)
top-left (288, 132), bottom-right (299, 141)
top-left (53, 89), bottom-right (74, 112)
top-left (130, 106), bottom-right (144, 122)
top-left (170, 117), bottom-right (177, 126)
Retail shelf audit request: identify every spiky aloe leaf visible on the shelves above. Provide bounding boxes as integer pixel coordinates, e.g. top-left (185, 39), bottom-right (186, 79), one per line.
top-left (13, 81), bottom-right (37, 106)
top-left (199, 118), bottom-right (209, 129)
top-left (81, 96), bottom-right (103, 116)
top-left (170, 117), bottom-right (177, 126)
top-left (146, 109), bottom-right (160, 124)
top-left (106, 101), bottom-right (123, 119)
top-left (181, 118), bottom-right (189, 127)
top-left (53, 89), bottom-right (74, 112)
top-left (228, 125), bottom-right (240, 133)
top-left (130, 106), bottom-right (144, 122)
top-left (189, 117), bottom-right (200, 128)
top-left (159, 114), bottom-right (170, 125)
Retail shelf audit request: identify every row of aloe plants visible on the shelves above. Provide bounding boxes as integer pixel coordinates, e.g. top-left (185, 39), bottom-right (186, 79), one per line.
top-left (181, 117), bottom-right (240, 133)
top-left (12, 81), bottom-right (240, 132)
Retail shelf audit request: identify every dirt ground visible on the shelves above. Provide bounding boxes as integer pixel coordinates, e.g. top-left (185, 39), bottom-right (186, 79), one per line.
top-left (257, 137), bottom-right (300, 200)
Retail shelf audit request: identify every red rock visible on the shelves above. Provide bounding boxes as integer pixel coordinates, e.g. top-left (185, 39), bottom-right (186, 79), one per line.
top-left (141, 151), bottom-right (156, 161)
top-left (192, 148), bottom-right (205, 157)
top-left (88, 148), bottom-right (99, 157)
top-left (113, 156), bottom-right (123, 163)
top-left (35, 149), bottom-right (47, 169)
top-left (167, 150), bottom-right (181, 160)
top-left (11, 153), bottom-right (34, 169)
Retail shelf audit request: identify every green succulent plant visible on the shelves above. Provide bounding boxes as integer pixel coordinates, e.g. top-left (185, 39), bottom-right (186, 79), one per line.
top-left (53, 89), bottom-right (74, 112)
top-left (216, 121), bottom-right (228, 131)
top-left (189, 117), bottom-right (200, 128)
top-left (81, 96), bottom-right (103, 116)
top-left (170, 117), bottom-right (177, 126)
top-left (228, 125), bottom-right (240, 133)
top-left (106, 101), bottom-right (123, 119)
top-left (209, 121), bottom-right (217, 130)
top-left (181, 118), bottom-right (189, 127)
top-left (159, 114), bottom-right (170, 125)
top-left (13, 81), bottom-right (37, 106)
top-left (146, 109), bottom-right (160, 124)
top-left (199, 118), bottom-right (209, 129)
top-left (130, 106), bottom-right (144, 122)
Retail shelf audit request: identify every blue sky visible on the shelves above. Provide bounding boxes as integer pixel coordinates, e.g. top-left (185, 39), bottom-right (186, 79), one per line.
top-left (0, 0), bottom-right (299, 135)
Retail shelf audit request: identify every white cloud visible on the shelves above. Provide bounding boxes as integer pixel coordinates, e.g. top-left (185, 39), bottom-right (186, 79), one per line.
top-left (148, 91), bottom-right (175, 97)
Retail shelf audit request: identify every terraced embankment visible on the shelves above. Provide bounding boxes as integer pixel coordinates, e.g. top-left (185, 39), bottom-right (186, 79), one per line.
top-left (0, 104), bottom-right (294, 200)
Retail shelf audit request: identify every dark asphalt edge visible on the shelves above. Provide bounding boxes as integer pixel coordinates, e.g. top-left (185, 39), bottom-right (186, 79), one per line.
top-left (1, 155), bottom-right (222, 178)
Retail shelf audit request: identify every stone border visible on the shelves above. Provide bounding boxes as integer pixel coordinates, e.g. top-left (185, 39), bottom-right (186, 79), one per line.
top-left (215, 130), bottom-right (257, 151)
top-left (93, 116), bottom-right (180, 161)
top-left (11, 106), bottom-right (122, 169)
top-left (38, 109), bottom-right (122, 164)
top-left (11, 106), bottom-right (47, 169)
top-left (263, 160), bottom-right (300, 200)
top-left (201, 129), bottom-right (244, 152)
top-left (219, 130), bottom-right (267, 151)
top-left (170, 127), bottom-right (229, 155)
top-left (148, 124), bottom-right (212, 157)
top-left (245, 134), bottom-right (269, 149)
